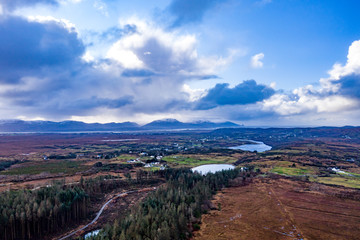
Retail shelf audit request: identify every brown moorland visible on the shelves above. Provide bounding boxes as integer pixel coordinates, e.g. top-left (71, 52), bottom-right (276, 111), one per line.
top-left (195, 177), bottom-right (360, 240)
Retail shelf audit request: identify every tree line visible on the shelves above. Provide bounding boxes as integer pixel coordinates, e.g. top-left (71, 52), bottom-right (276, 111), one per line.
top-left (88, 167), bottom-right (254, 240)
top-left (0, 170), bottom-right (162, 240)
top-left (0, 184), bottom-right (88, 240)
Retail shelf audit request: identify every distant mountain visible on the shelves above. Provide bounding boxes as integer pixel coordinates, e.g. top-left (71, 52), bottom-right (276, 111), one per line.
top-left (142, 118), bottom-right (240, 130)
top-left (0, 120), bottom-right (139, 132)
top-left (0, 119), bottom-right (240, 132)
top-left (142, 119), bottom-right (184, 129)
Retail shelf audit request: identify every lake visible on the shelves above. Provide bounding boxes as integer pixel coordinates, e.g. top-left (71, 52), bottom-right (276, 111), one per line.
top-left (228, 140), bottom-right (272, 152)
top-left (192, 164), bottom-right (235, 175)
top-left (84, 230), bottom-right (100, 239)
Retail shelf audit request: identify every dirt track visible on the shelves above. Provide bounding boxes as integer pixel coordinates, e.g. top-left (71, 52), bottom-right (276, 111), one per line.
top-left (194, 178), bottom-right (360, 240)
top-left (56, 187), bottom-right (157, 240)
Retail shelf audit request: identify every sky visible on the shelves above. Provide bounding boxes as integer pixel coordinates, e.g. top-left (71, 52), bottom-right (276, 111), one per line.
top-left (0, 0), bottom-right (360, 126)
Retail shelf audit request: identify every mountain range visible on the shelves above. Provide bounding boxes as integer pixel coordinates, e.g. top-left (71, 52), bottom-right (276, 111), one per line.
top-left (0, 119), bottom-right (241, 132)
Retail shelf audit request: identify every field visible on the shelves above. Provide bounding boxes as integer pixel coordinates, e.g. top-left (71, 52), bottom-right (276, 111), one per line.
top-left (314, 175), bottom-right (360, 189)
top-left (1, 160), bottom-right (89, 175)
top-left (162, 153), bottom-right (239, 167)
top-left (0, 127), bottom-right (360, 239)
top-left (195, 177), bottom-right (360, 240)
top-left (1, 130), bottom-right (360, 192)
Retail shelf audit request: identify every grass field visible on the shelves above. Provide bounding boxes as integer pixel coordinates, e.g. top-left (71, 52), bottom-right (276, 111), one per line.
top-left (116, 154), bottom-right (136, 160)
top-left (313, 175), bottom-right (360, 189)
top-left (163, 154), bottom-right (237, 167)
top-left (250, 160), bottom-right (316, 177)
top-left (1, 161), bottom-right (89, 175)
top-left (163, 156), bottom-right (221, 167)
top-left (271, 166), bottom-right (315, 176)
top-left (269, 149), bottom-right (307, 154)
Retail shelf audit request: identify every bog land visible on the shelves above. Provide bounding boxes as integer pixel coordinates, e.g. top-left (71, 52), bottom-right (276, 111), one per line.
top-left (0, 127), bottom-right (360, 239)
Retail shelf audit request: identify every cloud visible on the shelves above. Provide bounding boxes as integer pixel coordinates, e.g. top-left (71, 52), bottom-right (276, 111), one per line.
top-left (56, 96), bottom-right (134, 111)
top-left (4, 6), bottom-right (358, 126)
top-left (0, 0), bottom-right (58, 12)
top-left (0, 16), bottom-right (235, 121)
top-left (327, 40), bottom-right (360, 80)
top-left (182, 38), bottom-right (360, 126)
top-left (106, 18), bottom-right (233, 77)
top-left (0, 16), bottom-right (117, 117)
top-left (334, 74), bottom-right (360, 99)
top-left (121, 69), bottom-right (155, 77)
top-left (195, 80), bottom-right (275, 110)
top-left (262, 89), bottom-right (358, 116)
top-left (261, 40), bottom-right (360, 117)
top-left (319, 40), bottom-right (360, 93)
top-left (182, 84), bottom-right (206, 102)
top-left (251, 53), bottom-right (264, 68)
top-left (165, 0), bottom-right (229, 27)
top-left (0, 16), bottom-right (84, 83)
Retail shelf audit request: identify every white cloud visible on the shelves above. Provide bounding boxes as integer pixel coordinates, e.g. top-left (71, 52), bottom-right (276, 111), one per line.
top-left (251, 52), bottom-right (264, 68)
top-left (107, 48), bottom-right (144, 69)
top-left (16, 116), bottom-right (46, 121)
top-left (263, 92), bottom-right (357, 115)
top-left (27, 15), bottom-right (77, 33)
top-left (261, 40), bottom-right (360, 118)
top-left (182, 84), bottom-right (206, 102)
top-left (319, 40), bottom-right (360, 92)
top-left (107, 18), bottom-right (234, 76)
top-left (0, 15), bottom-right (239, 123)
top-left (327, 40), bottom-right (360, 80)
top-left (82, 51), bottom-right (95, 62)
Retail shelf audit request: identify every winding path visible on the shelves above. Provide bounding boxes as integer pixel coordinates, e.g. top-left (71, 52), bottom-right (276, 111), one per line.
top-left (58, 187), bottom-right (156, 240)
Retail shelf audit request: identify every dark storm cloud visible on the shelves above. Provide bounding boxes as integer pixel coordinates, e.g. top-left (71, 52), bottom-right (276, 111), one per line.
top-left (335, 74), bottom-right (360, 99)
top-left (1, 0), bottom-right (58, 11)
top-left (195, 80), bottom-right (275, 110)
top-left (0, 16), bottom-right (85, 83)
top-left (166, 0), bottom-right (229, 27)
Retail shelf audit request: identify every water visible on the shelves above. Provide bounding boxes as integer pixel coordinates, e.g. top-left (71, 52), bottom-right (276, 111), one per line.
top-left (84, 229), bottom-right (100, 239)
top-left (192, 164), bottom-right (235, 175)
top-left (228, 140), bottom-right (272, 152)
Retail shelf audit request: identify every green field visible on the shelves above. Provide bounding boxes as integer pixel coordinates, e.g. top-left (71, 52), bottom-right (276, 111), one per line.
top-left (271, 166), bottom-right (314, 176)
top-left (116, 154), bottom-right (136, 160)
top-left (1, 161), bottom-right (89, 175)
top-left (163, 155), bottom-right (236, 167)
top-left (337, 171), bottom-right (360, 178)
top-left (269, 149), bottom-right (307, 154)
top-left (314, 175), bottom-right (360, 189)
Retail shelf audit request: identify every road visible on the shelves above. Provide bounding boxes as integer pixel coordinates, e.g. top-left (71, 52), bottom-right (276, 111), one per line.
top-left (58, 187), bottom-right (156, 240)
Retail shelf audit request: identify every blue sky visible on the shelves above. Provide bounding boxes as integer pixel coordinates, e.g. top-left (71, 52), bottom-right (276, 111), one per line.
top-left (0, 0), bottom-right (360, 126)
